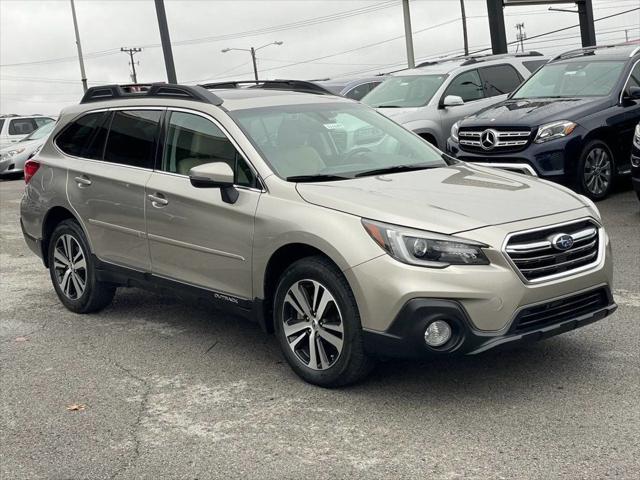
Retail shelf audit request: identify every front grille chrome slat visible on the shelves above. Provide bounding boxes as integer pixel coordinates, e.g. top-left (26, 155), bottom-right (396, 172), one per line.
top-left (504, 219), bottom-right (601, 282)
top-left (458, 127), bottom-right (532, 153)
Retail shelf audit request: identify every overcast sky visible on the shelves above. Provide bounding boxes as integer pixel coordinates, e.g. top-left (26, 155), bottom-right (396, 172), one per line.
top-left (1, 0), bottom-right (638, 115)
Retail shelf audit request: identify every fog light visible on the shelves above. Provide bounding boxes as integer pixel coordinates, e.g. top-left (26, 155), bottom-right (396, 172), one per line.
top-left (424, 320), bottom-right (452, 347)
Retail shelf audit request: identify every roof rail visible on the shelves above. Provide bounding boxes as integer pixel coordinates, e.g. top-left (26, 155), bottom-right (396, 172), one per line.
top-left (550, 43), bottom-right (628, 62)
top-left (459, 51), bottom-right (543, 66)
top-left (80, 83), bottom-right (224, 105)
top-left (200, 79), bottom-right (334, 95)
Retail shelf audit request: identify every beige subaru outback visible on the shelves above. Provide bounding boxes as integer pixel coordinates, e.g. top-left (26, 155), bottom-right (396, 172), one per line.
top-left (20, 81), bottom-right (616, 387)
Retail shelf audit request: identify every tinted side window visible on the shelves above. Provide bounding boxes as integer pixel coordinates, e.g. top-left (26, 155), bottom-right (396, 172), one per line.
top-left (8, 118), bottom-right (37, 135)
top-left (345, 83), bottom-right (375, 101)
top-left (625, 61), bottom-right (640, 92)
top-left (56, 111), bottom-right (110, 159)
top-left (444, 70), bottom-right (484, 102)
top-left (162, 111), bottom-right (256, 187)
top-left (0, 119), bottom-right (4, 134)
top-left (480, 64), bottom-right (523, 97)
top-left (104, 110), bottom-right (161, 168)
top-left (523, 60), bottom-right (547, 73)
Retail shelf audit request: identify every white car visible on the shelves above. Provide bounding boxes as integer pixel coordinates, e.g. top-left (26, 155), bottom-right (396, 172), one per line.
top-left (0, 121), bottom-right (55, 177)
top-left (0, 115), bottom-right (55, 149)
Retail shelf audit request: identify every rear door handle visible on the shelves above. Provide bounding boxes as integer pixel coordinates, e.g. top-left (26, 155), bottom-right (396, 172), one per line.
top-left (74, 175), bottom-right (92, 187)
top-left (148, 193), bottom-right (169, 207)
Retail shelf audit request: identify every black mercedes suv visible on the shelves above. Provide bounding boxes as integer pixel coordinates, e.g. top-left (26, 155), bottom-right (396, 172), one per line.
top-left (447, 44), bottom-right (640, 200)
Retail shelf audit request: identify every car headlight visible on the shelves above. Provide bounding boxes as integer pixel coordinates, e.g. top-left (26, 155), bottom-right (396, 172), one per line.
top-left (633, 123), bottom-right (640, 150)
top-left (362, 219), bottom-right (489, 267)
top-left (534, 120), bottom-right (577, 144)
top-left (451, 121), bottom-right (460, 142)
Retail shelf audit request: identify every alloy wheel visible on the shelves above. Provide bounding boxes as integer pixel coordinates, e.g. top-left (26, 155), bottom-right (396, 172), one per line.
top-left (583, 147), bottom-right (612, 197)
top-left (282, 279), bottom-right (344, 371)
top-left (53, 234), bottom-right (87, 300)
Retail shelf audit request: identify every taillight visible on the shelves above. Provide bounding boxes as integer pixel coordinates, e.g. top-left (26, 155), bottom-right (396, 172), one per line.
top-left (24, 160), bottom-right (40, 184)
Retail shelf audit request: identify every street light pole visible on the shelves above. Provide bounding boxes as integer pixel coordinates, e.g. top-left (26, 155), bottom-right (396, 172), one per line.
top-left (154, 0), bottom-right (177, 83)
top-left (402, 0), bottom-right (415, 68)
top-left (221, 42), bottom-right (283, 82)
top-left (69, 0), bottom-right (87, 93)
top-left (460, 0), bottom-right (469, 56)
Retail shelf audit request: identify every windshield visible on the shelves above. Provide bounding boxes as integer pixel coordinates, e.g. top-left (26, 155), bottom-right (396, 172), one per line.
top-left (512, 60), bottom-right (626, 98)
top-left (231, 103), bottom-right (447, 180)
top-left (361, 74), bottom-right (447, 108)
top-left (22, 121), bottom-right (55, 141)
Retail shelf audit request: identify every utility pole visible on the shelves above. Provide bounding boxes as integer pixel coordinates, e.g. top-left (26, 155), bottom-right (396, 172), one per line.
top-left (121, 47), bottom-right (142, 83)
top-left (460, 0), bottom-right (469, 56)
top-left (250, 47), bottom-right (258, 82)
top-left (69, 0), bottom-right (87, 92)
top-left (515, 23), bottom-right (526, 53)
top-left (402, 0), bottom-right (415, 68)
top-left (154, 0), bottom-right (177, 83)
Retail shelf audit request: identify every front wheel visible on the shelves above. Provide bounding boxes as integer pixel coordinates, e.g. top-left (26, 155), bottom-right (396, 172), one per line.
top-left (48, 220), bottom-right (116, 313)
top-left (577, 140), bottom-right (615, 200)
top-left (273, 256), bottom-right (374, 387)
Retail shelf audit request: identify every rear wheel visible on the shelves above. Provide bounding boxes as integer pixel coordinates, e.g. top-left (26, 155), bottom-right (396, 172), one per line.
top-left (48, 220), bottom-right (115, 313)
top-left (577, 140), bottom-right (615, 200)
top-left (273, 256), bottom-right (374, 387)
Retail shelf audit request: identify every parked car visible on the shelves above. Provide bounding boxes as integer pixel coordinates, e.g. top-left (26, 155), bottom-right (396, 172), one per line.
top-left (632, 122), bottom-right (640, 201)
top-left (0, 114), bottom-right (55, 148)
top-left (21, 81), bottom-right (616, 387)
top-left (313, 76), bottom-right (386, 101)
top-left (0, 121), bottom-right (56, 177)
top-left (447, 44), bottom-right (640, 200)
top-left (360, 52), bottom-right (548, 148)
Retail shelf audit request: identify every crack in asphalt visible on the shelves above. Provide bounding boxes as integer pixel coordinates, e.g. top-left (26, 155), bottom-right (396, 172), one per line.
top-left (105, 360), bottom-right (152, 480)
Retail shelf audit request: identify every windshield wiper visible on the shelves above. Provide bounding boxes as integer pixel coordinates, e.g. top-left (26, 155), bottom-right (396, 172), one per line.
top-left (374, 105), bottom-right (405, 108)
top-left (286, 174), bottom-right (349, 182)
top-left (354, 164), bottom-right (437, 177)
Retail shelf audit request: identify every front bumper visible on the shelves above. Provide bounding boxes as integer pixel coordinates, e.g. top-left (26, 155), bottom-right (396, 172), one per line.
top-left (446, 132), bottom-right (585, 181)
top-left (363, 288), bottom-right (616, 358)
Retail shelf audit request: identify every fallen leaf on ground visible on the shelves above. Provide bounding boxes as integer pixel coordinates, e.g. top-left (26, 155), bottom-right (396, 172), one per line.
top-left (66, 404), bottom-right (86, 411)
top-left (14, 337), bottom-right (29, 342)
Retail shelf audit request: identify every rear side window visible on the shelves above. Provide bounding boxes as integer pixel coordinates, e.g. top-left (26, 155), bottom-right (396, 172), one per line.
top-left (480, 64), bottom-right (523, 97)
top-left (103, 110), bottom-right (162, 169)
top-left (0, 119), bottom-right (5, 133)
top-left (444, 69), bottom-right (484, 102)
top-left (523, 60), bottom-right (547, 73)
top-left (56, 111), bottom-right (110, 159)
top-left (8, 118), bottom-right (37, 135)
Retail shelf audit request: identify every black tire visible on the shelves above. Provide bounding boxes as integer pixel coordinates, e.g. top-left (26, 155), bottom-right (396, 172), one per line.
top-left (48, 219), bottom-right (115, 313)
top-left (576, 140), bottom-right (616, 201)
top-left (273, 256), bottom-right (374, 387)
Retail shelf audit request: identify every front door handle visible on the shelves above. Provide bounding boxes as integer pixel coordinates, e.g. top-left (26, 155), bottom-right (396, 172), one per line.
top-left (148, 193), bottom-right (169, 207)
top-left (74, 175), bottom-right (92, 187)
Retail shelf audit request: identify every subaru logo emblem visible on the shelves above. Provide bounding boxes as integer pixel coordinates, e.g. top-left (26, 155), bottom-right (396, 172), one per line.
top-left (480, 129), bottom-right (497, 150)
top-left (551, 233), bottom-right (574, 251)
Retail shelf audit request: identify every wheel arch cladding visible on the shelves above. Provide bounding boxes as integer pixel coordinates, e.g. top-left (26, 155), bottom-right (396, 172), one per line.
top-left (41, 206), bottom-right (82, 267)
top-left (261, 243), bottom-right (343, 334)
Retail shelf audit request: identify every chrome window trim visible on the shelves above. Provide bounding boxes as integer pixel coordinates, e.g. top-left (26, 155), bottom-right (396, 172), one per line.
top-left (619, 58), bottom-right (640, 104)
top-left (501, 217), bottom-right (604, 285)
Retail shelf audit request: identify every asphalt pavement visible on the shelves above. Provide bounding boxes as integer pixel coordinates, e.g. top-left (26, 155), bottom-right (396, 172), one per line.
top-left (1, 176), bottom-right (638, 479)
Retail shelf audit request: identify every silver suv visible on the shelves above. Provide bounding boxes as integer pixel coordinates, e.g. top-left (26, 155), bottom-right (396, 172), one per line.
top-left (20, 81), bottom-right (616, 387)
top-left (361, 53), bottom-right (548, 149)
top-left (0, 114), bottom-right (55, 148)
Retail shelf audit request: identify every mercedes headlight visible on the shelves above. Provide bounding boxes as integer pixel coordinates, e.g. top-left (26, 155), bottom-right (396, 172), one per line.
top-left (633, 123), bottom-right (640, 150)
top-left (362, 219), bottom-right (489, 268)
top-left (534, 121), bottom-right (577, 144)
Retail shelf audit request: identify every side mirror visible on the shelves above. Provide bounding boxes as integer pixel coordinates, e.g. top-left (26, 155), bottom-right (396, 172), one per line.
top-left (443, 95), bottom-right (464, 107)
top-left (189, 162), bottom-right (239, 204)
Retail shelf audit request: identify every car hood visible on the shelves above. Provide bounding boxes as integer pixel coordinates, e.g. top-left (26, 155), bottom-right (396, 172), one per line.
top-left (0, 138), bottom-right (42, 154)
top-left (375, 106), bottom-right (423, 123)
top-left (462, 97), bottom-right (609, 128)
top-left (296, 164), bottom-right (587, 235)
